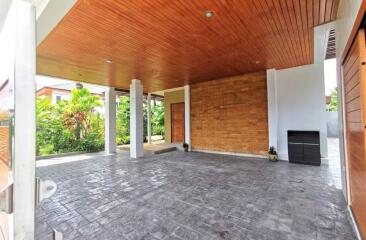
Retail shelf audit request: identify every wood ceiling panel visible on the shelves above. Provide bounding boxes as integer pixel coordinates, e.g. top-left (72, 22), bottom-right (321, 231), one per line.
top-left (36, 0), bottom-right (339, 92)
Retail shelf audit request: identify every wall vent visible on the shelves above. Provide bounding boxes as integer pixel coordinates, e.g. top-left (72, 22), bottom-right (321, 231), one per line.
top-left (325, 28), bottom-right (336, 60)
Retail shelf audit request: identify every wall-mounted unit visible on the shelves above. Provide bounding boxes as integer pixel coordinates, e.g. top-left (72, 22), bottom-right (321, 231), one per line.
top-left (288, 131), bottom-right (321, 166)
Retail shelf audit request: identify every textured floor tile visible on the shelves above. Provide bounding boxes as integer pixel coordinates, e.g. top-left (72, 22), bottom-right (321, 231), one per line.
top-left (35, 151), bottom-right (356, 240)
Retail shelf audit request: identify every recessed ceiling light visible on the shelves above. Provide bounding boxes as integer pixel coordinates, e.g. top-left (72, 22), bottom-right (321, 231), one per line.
top-left (105, 59), bottom-right (113, 64)
top-left (76, 83), bottom-right (83, 89)
top-left (255, 60), bottom-right (261, 65)
top-left (204, 10), bottom-right (215, 19)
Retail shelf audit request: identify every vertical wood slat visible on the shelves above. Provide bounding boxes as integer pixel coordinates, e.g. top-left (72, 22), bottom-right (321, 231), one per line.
top-left (319, 0), bottom-right (327, 24)
top-left (324, 0), bottom-right (333, 22)
top-left (313, 0), bottom-right (320, 25)
top-left (331, 0), bottom-right (340, 21)
top-left (36, 0), bottom-right (340, 92)
top-left (343, 29), bottom-right (366, 240)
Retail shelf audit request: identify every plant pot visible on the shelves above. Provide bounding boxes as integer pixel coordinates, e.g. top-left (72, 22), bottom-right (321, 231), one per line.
top-left (184, 147), bottom-right (189, 152)
top-left (268, 154), bottom-right (278, 162)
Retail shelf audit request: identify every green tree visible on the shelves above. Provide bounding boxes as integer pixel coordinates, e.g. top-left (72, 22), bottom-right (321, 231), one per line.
top-left (326, 88), bottom-right (338, 112)
top-left (36, 87), bottom-right (104, 156)
top-left (36, 97), bottom-right (57, 155)
top-left (116, 96), bottom-right (130, 144)
top-left (116, 96), bottom-right (150, 144)
top-left (64, 88), bottom-right (102, 139)
top-left (152, 103), bottom-right (164, 136)
top-left (36, 88), bottom-right (165, 156)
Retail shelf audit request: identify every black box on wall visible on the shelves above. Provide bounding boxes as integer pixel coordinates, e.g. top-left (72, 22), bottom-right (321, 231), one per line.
top-left (288, 131), bottom-right (321, 166)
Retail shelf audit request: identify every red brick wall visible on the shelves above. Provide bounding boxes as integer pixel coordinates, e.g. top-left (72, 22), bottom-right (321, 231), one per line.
top-left (190, 71), bottom-right (269, 155)
top-left (37, 87), bottom-right (53, 98)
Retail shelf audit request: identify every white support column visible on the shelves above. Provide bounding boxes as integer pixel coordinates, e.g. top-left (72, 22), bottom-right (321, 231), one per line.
top-left (147, 93), bottom-right (152, 144)
top-left (104, 87), bottom-right (116, 154)
top-left (13, 1), bottom-right (36, 239)
top-left (266, 69), bottom-right (278, 150)
top-left (130, 79), bottom-right (144, 158)
top-left (184, 85), bottom-right (191, 150)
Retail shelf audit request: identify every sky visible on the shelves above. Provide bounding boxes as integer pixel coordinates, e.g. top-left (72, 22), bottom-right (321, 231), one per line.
top-left (324, 58), bottom-right (337, 96)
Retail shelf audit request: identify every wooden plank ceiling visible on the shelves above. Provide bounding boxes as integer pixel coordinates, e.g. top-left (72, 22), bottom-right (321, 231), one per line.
top-left (37, 0), bottom-right (339, 92)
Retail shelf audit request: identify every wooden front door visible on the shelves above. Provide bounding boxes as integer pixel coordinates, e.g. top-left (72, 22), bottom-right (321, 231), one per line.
top-left (342, 29), bottom-right (366, 239)
top-left (171, 103), bottom-right (185, 143)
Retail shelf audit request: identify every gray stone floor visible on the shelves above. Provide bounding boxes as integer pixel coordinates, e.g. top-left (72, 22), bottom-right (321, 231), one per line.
top-left (36, 151), bottom-right (356, 240)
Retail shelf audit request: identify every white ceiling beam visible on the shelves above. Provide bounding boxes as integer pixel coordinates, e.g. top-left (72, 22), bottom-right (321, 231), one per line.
top-left (36, 0), bottom-right (76, 46)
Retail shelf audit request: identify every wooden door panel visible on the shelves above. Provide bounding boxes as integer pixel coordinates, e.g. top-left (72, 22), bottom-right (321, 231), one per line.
top-left (171, 103), bottom-right (185, 143)
top-left (345, 71), bottom-right (360, 92)
top-left (346, 110), bottom-right (361, 122)
top-left (343, 29), bottom-right (366, 239)
top-left (347, 97), bottom-right (361, 112)
top-left (344, 39), bottom-right (359, 73)
top-left (345, 84), bottom-right (361, 102)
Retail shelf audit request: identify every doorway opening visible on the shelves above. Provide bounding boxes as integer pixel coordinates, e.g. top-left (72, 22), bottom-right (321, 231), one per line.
top-left (324, 28), bottom-right (342, 188)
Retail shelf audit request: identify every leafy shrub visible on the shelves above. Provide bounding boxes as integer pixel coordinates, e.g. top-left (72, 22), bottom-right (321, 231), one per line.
top-left (39, 144), bottom-right (54, 156)
top-left (37, 88), bottom-right (165, 156)
top-left (152, 103), bottom-right (164, 136)
top-left (36, 88), bottom-right (104, 156)
top-left (326, 88), bottom-right (338, 112)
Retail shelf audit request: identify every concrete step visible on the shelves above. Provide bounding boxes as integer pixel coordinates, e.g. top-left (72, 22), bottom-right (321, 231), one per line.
top-left (153, 146), bottom-right (177, 155)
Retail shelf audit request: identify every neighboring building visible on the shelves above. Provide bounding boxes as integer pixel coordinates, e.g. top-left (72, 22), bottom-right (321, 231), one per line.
top-left (36, 82), bottom-right (105, 104)
top-left (0, 79), bottom-right (11, 165)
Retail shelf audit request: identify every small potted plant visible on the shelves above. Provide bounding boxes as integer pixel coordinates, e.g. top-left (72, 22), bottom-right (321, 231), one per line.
top-left (268, 146), bottom-right (278, 162)
top-left (183, 143), bottom-right (189, 152)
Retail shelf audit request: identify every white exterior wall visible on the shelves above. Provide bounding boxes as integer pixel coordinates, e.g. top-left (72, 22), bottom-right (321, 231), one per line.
top-left (336, 0), bottom-right (363, 58)
top-left (52, 90), bottom-right (71, 103)
top-left (268, 23), bottom-right (332, 161)
top-left (276, 64), bottom-right (328, 160)
top-left (266, 69), bottom-right (278, 150)
top-left (326, 111), bottom-right (339, 138)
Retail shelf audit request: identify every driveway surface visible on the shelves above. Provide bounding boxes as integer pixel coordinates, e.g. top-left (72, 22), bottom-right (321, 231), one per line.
top-left (36, 151), bottom-right (356, 240)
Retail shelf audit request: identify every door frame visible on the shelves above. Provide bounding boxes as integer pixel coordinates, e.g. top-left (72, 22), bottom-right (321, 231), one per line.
top-left (170, 102), bottom-right (185, 143)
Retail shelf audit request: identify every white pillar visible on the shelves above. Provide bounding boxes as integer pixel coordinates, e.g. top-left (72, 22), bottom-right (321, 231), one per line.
top-left (184, 85), bottom-right (191, 150)
top-left (147, 93), bottom-right (152, 144)
top-left (13, 1), bottom-right (36, 239)
top-left (267, 69), bottom-right (278, 150)
top-left (130, 79), bottom-right (144, 158)
top-left (104, 87), bottom-right (116, 154)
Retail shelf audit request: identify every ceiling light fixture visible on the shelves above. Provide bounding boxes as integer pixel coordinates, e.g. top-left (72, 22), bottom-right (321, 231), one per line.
top-left (105, 59), bottom-right (113, 64)
top-left (204, 10), bottom-right (215, 19)
top-left (255, 60), bottom-right (261, 65)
